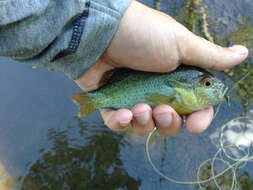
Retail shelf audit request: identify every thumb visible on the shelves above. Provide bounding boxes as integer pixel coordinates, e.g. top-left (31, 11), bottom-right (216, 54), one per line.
top-left (177, 31), bottom-right (248, 70)
top-left (74, 59), bottom-right (114, 92)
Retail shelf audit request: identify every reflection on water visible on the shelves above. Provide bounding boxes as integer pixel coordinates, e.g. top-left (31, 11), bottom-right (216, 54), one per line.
top-left (154, 0), bottom-right (160, 10)
top-left (198, 164), bottom-right (253, 190)
top-left (146, 116), bottom-right (253, 190)
top-left (150, 1), bottom-right (253, 189)
top-left (20, 118), bottom-right (141, 190)
top-left (205, 117), bottom-right (253, 190)
top-left (0, 164), bottom-right (14, 190)
top-left (0, 0), bottom-right (252, 190)
top-left (155, 0), bottom-right (252, 116)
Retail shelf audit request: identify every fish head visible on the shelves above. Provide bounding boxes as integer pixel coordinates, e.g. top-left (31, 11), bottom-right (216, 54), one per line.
top-left (169, 66), bottom-right (228, 111)
top-left (165, 66), bottom-right (228, 113)
top-left (194, 74), bottom-right (228, 108)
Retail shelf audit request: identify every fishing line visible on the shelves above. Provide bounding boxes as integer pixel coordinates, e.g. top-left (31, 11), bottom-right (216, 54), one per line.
top-left (146, 117), bottom-right (253, 188)
top-left (213, 102), bottom-right (222, 119)
top-left (145, 69), bottom-right (253, 189)
top-left (214, 66), bottom-right (253, 119)
top-left (225, 67), bottom-right (253, 96)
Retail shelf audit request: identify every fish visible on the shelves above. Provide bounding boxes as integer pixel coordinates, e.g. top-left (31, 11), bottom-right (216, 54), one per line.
top-left (71, 65), bottom-right (228, 117)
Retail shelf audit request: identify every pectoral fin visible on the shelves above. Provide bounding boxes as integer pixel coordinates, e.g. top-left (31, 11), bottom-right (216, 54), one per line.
top-left (147, 93), bottom-right (175, 105)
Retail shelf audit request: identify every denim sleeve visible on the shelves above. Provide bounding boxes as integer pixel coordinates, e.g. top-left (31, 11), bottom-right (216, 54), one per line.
top-left (0, 0), bottom-right (131, 80)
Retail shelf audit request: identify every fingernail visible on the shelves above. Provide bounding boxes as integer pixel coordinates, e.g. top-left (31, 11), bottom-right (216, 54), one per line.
top-left (155, 113), bottom-right (172, 127)
top-left (119, 120), bottom-right (131, 127)
top-left (229, 45), bottom-right (248, 55)
top-left (135, 111), bottom-right (150, 125)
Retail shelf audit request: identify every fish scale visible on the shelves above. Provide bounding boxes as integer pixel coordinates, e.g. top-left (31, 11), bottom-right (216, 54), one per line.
top-left (71, 65), bottom-right (228, 117)
top-left (94, 79), bottom-right (161, 109)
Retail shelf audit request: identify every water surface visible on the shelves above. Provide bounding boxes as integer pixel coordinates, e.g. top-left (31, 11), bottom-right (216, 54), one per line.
top-left (0, 0), bottom-right (252, 189)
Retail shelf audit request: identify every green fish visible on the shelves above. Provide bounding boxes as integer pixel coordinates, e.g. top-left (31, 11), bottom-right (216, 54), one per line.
top-left (71, 65), bottom-right (228, 117)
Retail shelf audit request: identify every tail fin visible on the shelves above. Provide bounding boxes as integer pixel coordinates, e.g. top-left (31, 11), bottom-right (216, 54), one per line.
top-left (71, 93), bottom-right (95, 117)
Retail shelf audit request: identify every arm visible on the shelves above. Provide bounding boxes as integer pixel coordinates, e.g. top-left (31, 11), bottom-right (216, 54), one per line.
top-left (0, 0), bottom-right (131, 79)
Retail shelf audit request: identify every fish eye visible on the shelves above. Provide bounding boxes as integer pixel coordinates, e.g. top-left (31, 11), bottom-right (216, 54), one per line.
top-left (202, 78), bottom-right (214, 87)
top-left (205, 81), bottom-right (211, 86)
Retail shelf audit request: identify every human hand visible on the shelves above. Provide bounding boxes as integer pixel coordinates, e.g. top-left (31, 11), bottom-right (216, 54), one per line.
top-left (74, 1), bottom-right (248, 136)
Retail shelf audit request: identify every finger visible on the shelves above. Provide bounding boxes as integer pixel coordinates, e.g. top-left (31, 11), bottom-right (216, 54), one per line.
top-left (176, 29), bottom-right (248, 70)
top-left (100, 109), bottom-right (133, 132)
top-left (153, 105), bottom-right (183, 136)
top-left (131, 104), bottom-right (155, 135)
top-left (74, 59), bottom-right (114, 92)
top-left (185, 107), bottom-right (214, 134)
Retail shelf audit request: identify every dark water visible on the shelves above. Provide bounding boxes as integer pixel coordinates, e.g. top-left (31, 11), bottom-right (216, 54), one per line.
top-left (0, 0), bottom-right (252, 189)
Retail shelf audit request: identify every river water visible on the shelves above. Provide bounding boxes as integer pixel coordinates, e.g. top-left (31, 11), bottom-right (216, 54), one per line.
top-left (0, 0), bottom-right (252, 189)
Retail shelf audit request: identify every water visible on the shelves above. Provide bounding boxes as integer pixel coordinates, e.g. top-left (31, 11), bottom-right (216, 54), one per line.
top-left (0, 0), bottom-right (252, 189)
